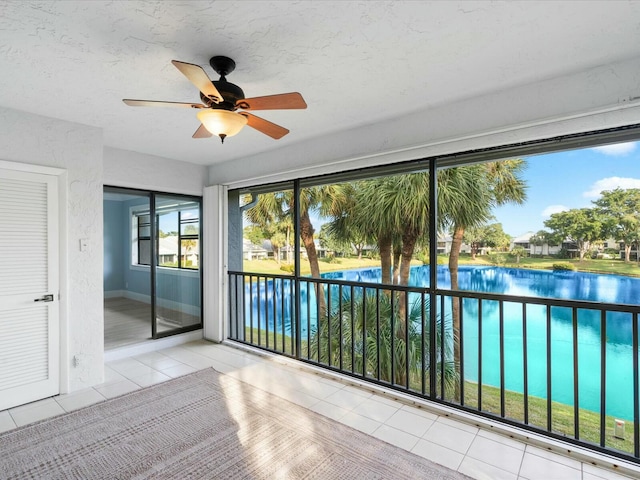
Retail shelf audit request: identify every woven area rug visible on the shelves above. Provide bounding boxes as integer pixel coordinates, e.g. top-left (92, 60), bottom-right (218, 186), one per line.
top-left (0, 368), bottom-right (470, 479)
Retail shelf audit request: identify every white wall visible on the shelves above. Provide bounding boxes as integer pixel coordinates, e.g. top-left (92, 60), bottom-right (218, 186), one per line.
top-left (209, 56), bottom-right (640, 187)
top-left (0, 106), bottom-right (104, 392)
top-left (104, 147), bottom-right (208, 195)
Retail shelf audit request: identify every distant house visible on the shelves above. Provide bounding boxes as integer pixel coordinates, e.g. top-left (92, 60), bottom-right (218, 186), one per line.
top-left (243, 238), bottom-right (268, 260)
top-left (437, 235), bottom-right (486, 256)
top-left (158, 235), bottom-right (200, 267)
top-left (511, 231), bottom-right (562, 256)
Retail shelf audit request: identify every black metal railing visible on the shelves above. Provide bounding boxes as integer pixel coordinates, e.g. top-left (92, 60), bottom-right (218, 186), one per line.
top-left (228, 270), bottom-right (640, 463)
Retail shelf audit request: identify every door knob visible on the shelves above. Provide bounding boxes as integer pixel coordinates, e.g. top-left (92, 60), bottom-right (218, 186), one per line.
top-left (34, 294), bottom-right (54, 302)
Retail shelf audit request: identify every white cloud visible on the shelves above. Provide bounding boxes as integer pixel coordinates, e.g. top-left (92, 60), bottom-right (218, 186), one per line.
top-left (541, 205), bottom-right (568, 217)
top-left (592, 142), bottom-right (636, 156)
top-left (583, 177), bottom-right (640, 198)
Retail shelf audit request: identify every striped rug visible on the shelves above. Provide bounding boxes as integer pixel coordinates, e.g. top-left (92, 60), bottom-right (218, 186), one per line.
top-left (0, 368), bottom-right (469, 479)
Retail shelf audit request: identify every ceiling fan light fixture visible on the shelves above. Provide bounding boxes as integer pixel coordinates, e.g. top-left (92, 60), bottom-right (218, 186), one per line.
top-left (196, 109), bottom-right (248, 143)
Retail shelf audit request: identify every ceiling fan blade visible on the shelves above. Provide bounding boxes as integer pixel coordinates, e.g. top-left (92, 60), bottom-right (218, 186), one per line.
top-left (240, 112), bottom-right (289, 139)
top-left (192, 124), bottom-right (213, 139)
top-left (123, 99), bottom-right (205, 108)
top-left (237, 92), bottom-right (307, 111)
top-left (171, 60), bottom-right (223, 103)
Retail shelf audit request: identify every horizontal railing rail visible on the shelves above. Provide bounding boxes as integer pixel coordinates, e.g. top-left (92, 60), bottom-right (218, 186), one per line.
top-left (228, 270), bottom-right (640, 463)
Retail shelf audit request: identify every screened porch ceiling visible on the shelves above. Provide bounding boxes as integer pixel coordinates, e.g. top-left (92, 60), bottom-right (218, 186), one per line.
top-left (1, 1), bottom-right (640, 168)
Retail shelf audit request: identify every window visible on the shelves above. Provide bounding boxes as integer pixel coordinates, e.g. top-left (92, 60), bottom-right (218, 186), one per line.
top-left (136, 213), bottom-right (151, 265)
top-left (132, 199), bottom-right (201, 270)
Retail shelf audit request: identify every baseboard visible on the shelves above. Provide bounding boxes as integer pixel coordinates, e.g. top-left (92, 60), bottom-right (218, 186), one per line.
top-left (104, 329), bottom-right (204, 362)
top-left (105, 290), bottom-right (200, 317)
top-left (104, 290), bottom-right (126, 299)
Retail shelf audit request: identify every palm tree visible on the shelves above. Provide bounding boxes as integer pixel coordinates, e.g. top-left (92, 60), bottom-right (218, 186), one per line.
top-left (441, 160), bottom-right (527, 400)
top-left (309, 288), bottom-right (458, 395)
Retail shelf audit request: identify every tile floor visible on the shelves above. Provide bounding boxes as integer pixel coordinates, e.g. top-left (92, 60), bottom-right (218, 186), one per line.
top-left (1, 339), bottom-right (639, 480)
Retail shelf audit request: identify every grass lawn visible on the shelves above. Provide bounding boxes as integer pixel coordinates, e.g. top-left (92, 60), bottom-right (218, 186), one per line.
top-left (244, 254), bottom-right (640, 278)
top-left (243, 257), bottom-right (410, 277)
top-left (463, 381), bottom-right (635, 455)
top-left (457, 254), bottom-right (640, 277)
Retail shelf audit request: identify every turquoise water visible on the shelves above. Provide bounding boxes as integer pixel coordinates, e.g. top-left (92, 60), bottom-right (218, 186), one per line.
top-left (324, 265), bottom-right (640, 420)
top-left (244, 265), bottom-right (639, 419)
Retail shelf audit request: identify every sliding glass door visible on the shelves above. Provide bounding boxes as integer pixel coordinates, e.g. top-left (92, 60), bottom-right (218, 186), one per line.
top-left (103, 187), bottom-right (202, 348)
top-left (152, 194), bottom-right (202, 337)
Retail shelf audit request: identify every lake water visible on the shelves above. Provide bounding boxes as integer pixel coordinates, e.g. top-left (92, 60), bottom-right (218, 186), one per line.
top-left (323, 265), bottom-right (640, 420)
top-left (244, 265), bottom-right (639, 419)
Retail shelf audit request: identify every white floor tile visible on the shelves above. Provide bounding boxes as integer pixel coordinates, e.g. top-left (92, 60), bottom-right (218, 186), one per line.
top-left (523, 445), bottom-right (582, 470)
top-left (4, 340), bottom-right (633, 480)
top-left (55, 388), bottom-right (106, 412)
top-left (341, 384), bottom-right (373, 399)
top-left (273, 388), bottom-right (319, 409)
top-left (458, 456), bottom-right (518, 480)
top-left (372, 424), bottom-right (419, 451)
top-left (160, 363), bottom-right (198, 378)
top-left (422, 420), bottom-right (477, 454)
top-left (9, 398), bottom-right (65, 427)
top-left (103, 366), bottom-right (127, 384)
top-left (94, 379), bottom-right (141, 399)
top-left (476, 428), bottom-right (526, 450)
top-left (518, 451), bottom-right (581, 480)
top-left (399, 403), bottom-right (438, 421)
top-left (324, 388), bottom-right (369, 411)
top-left (411, 438), bottom-right (464, 471)
top-left (129, 370), bottom-right (172, 387)
top-left (436, 415), bottom-right (480, 434)
top-left (369, 393), bottom-right (402, 407)
top-left (107, 359), bottom-right (154, 379)
top-left (339, 410), bottom-right (382, 435)
top-left (384, 408), bottom-right (435, 437)
top-left (465, 435), bottom-right (524, 474)
top-left (582, 463), bottom-right (639, 480)
top-left (0, 410), bottom-right (17, 433)
top-left (354, 397), bottom-right (398, 423)
top-left (308, 400), bottom-right (350, 421)
top-left (134, 352), bottom-right (183, 370)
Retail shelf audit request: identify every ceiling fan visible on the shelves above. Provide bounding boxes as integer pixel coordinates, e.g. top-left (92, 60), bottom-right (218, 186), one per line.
top-left (123, 56), bottom-right (307, 143)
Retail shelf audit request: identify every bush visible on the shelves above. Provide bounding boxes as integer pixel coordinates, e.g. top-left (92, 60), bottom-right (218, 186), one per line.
top-left (488, 253), bottom-right (508, 266)
top-left (280, 263), bottom-right (294, 273)
top-left (320, 254), bottom-right (340, 264)
top-left (416, 251), bottom-right (429, 265)
top-left (437, 256), bottom-right (448, 265)
top-left (552, 261), bottom-right (576, 271)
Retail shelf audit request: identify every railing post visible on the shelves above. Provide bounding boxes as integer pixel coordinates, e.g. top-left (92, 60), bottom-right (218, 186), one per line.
top-left (294, 179), bottom-right (301, 359)
top-left (428, 158), bottom-right (438, 399)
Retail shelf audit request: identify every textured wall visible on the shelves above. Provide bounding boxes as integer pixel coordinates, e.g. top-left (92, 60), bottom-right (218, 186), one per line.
top-left (104, 147), bottom-right (208, 196)
top-left (103, 200), bottom-right (125, 292)
top-left (0, 106), bottom-right (104, 391)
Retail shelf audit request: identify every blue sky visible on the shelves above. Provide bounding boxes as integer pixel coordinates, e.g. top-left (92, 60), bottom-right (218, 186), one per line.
top-left (492, 141), bottom-right (640, 236)
top-left (303, 140), bottom-right (640, 239)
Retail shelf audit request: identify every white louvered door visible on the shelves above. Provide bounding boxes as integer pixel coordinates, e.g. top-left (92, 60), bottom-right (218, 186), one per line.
top-left (0, 168), bottom-right (59, 410)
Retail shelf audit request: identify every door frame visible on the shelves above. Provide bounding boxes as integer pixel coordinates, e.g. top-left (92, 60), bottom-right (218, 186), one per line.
top-left (0, 159), bottom-right (68, 395)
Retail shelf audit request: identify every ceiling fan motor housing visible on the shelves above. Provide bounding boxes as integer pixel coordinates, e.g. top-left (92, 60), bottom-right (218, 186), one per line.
top-left (201, 80), bottom-right (245, 111)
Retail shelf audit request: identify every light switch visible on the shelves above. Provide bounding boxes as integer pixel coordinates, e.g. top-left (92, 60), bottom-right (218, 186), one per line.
top-left (79, 238), bottom-right (89, 251)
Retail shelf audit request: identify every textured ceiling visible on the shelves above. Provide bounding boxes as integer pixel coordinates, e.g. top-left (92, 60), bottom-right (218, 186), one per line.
top-left (1, 1), bottom-right (640, 166)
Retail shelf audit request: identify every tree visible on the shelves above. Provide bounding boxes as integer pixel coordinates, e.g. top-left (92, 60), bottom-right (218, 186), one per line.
top-left (243, 192), bottom-right (290, 265)
top-left (318, 223), bottom-right (352, 257)
top-left (544, 208), bottom-right (604, 262)
top-left (510, 245), bottom-right (526, 263)
top-left (309, 290), bottom-right (457, 395)
top-left (463, 222), bottom-right (511, 259)
top-left (243, 225), bottom-right (265, 246)
top-left (443, 159), bottom-right (527, 400)
top-left (593, 188), bottom-right (640, 262)
top-left (529, 230), bottom-right (553, 257)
